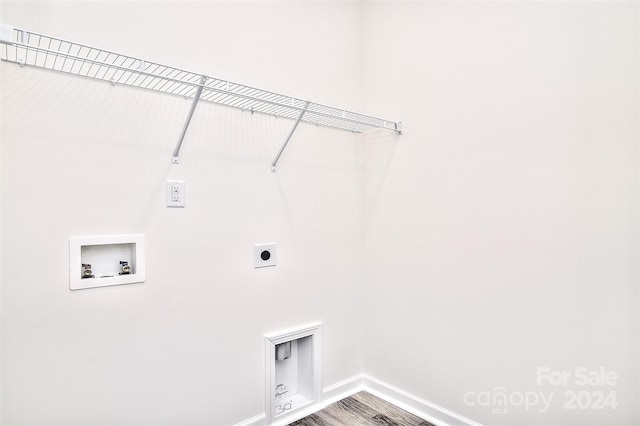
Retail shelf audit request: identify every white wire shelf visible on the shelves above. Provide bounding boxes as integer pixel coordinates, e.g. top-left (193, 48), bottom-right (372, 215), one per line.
top-left (0, 24), bottom-right (402, 169)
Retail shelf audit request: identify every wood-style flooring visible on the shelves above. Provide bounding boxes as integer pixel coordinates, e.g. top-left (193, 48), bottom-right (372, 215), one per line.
top-left (288, 391), bottom-right (436, 426)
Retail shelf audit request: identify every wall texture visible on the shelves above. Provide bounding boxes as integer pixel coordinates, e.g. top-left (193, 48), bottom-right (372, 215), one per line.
top-left (0, 2), bottom-right (365, 424)
top-left (361, 2), bottom-right (639, 425)
top-left (1, 2), bottom-right (639, 426)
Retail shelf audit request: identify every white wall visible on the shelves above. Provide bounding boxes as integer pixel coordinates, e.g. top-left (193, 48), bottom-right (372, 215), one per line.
top-left (2, 2), bottom-right (639, 426)
top-left (0, 2), bottom-right (366, 424)
top-left (362, 1), bottom-right (639, 425)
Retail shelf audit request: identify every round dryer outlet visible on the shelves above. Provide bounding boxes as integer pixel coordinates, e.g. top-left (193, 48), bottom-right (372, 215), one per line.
top-left (254, 243), bottom-right (277, 268)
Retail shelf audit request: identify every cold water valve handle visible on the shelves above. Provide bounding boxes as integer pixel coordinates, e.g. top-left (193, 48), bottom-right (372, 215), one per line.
top-left (119, 261), bottom-right (131, 275)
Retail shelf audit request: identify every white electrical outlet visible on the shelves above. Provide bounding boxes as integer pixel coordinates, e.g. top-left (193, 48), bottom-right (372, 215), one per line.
top-left (166, 180), bottom-right (185, 207)
top-left (254, 243), bottom-right (276, 268)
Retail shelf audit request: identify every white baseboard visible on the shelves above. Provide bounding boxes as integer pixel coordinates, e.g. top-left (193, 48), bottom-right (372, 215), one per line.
top-left (235, 374), bottom-right (480, 426)
top-left (321, 373), bottom-right (366, 406)
top-left (269, 374), bottom-right (365, 426)
top-left (234, 413), bottom-right (266, 426)
top-left (362, 375), bottom-right (481, 426)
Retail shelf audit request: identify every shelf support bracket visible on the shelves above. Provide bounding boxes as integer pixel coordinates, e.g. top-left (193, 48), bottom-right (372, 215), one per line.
top-left (172, 75), bottom-right (207, 164)
top-left (271, 101), bottom-right (310, 173)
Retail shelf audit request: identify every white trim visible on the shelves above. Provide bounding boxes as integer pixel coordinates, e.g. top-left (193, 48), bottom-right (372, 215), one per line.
top-left (267, 374), bottom-right (364, 426)
top-left (69, 234), bottom-right (145, 290)
top-left (362, 375), bottom-right (482, 426)
top-left (264, 323), bottom-right (323, 425)
top-left (322, 374), bottom-right (365, 406)
top-left (235, 374), bottom-right (481, 426)
top-left (234, 413), bottom-right (266, 426)
top-left (269, 402), bottom-right (322, 426)
top-left (264, 322), bottom-right (322, 343)
top-left (231, 375), bottom-right (367, 426)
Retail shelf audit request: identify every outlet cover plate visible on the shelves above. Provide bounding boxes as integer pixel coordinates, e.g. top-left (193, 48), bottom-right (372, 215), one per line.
top-left (254, 243), bottom-right (276, 268)
top-left (166, 180), bottom-right (185, 207)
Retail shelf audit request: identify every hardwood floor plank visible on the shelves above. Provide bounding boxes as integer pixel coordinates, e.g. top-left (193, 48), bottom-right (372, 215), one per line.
top-left (288, 413), bottom-right (333, 426)
top-left (371, 413), bottom-right (400, 425)
top-left (350, 392), bottom-right (430, 426)
top-left (313, 397), bottom-right (375, 425)
top-left (335, 396), bottom-right (387, 418)
top-left (287, 391), bottom-right (435, 426)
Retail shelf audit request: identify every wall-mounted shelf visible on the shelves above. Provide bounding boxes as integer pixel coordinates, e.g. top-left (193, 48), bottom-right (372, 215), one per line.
top-left (0, 24), bottom-right (402, 171)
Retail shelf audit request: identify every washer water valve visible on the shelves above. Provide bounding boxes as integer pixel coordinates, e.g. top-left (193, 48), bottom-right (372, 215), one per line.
top-left (119, 261), bottom-right (132, 275)
top-left (81, 264), bottom-right (94, 279)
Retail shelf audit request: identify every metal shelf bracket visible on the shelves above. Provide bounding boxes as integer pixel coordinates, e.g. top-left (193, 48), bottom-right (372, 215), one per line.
top-left (271, 101), bottom-right (310, 173)
top-left (172, 75), bottom-right (208, 164)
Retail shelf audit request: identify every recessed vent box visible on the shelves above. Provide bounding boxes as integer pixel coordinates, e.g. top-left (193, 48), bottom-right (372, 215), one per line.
top-left (265, 323), bottom-right (322, 424)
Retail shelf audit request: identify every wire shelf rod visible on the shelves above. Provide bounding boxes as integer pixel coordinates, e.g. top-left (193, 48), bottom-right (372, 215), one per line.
top-left (172, 75), bottom-right (208, 164)
top-left (0, 23), bottom-right (402, 167)
top-left (271, 101), bottom-right (310, 173)
top-left (5, 42), bottom-right (201, 90)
